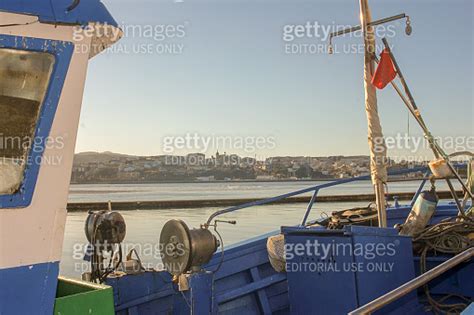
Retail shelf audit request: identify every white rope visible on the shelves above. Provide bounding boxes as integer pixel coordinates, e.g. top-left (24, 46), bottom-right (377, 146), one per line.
top-left (360, 0), bottom-right (388, 226)
top-left (360, 0), bottom-right (388, 185)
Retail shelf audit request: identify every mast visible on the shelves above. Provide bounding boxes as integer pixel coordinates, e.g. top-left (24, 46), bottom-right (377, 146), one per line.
top-left (359, 0), bottom-right (388, 227)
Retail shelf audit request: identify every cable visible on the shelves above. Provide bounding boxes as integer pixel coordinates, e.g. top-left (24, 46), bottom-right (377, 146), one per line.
top-left (99, 244), bottom-right (123, 282)
top-left (180, 291), bottom-right (192, 309)
top-left (127, 248), bottom-right (146, 271)
top-left (0, 21), bottom-right (39, 28)
top-left (210, 223), bottom-right (225, 274)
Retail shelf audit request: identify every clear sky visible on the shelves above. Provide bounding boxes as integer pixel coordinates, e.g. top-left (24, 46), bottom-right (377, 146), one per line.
top-left (76, 0), bottom-right (473, 160)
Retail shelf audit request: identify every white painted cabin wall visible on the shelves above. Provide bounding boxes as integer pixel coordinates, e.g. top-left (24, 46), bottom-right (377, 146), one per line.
top-left (0, 12), bottom-right (92, 269)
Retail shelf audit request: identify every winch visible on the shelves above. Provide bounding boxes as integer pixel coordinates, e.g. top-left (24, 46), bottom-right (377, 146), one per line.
top-left (84, 210), bottom-right (126, 282)
top-left (159, 219), bottom-right (219, 276)
top-left (85, 210), bottom-right (126, 245)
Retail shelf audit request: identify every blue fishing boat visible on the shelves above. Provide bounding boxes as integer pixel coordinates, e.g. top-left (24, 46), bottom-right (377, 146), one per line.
top-left (0, 0), bottom-right (472, 314)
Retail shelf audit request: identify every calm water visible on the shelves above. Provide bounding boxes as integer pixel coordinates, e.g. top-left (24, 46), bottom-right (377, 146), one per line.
top-left (62, 180), bottom-right (462, 277)
top-left (68, 180), bottom-right (447, 203)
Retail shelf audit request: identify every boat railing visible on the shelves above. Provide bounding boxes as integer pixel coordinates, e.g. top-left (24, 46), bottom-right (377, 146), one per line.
top-left (205, 166), bottom-right (438, 227)
top-left (348, 247), bottom-right (474, 315)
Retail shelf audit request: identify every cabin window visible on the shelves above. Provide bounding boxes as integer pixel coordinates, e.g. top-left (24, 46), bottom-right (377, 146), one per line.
top-left (0, 48), bottom-right (55, 195)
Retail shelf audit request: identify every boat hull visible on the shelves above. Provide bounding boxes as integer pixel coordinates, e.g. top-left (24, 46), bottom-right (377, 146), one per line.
top-left (104, 203), bottom-right (473, 314)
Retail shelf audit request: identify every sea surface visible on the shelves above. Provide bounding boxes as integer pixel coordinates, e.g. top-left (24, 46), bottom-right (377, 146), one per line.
top-left (68, 180), bottom-right (439, 203)
top-left (61, 180), bottom-right (461, 277)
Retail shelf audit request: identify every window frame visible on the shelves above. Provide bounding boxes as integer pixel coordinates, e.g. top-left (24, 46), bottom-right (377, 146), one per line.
top-left (0, 34), bottom-right (74, 208)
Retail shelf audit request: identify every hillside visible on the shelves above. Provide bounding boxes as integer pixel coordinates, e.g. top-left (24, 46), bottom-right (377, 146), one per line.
top-left (73, 151), bottom-right (138, 164)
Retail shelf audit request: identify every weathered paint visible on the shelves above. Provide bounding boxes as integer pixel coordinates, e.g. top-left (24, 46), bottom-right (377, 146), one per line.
top-left (0, 8), bottom-right (117, 314)
top-left (0, 33), bottom-right (74, 208)
top-left (0, 15), bottom-right (89, 270)
top-left (0, 261), bottom-right (59, 315)
top-left (0, 0), bottom-right (118, 28)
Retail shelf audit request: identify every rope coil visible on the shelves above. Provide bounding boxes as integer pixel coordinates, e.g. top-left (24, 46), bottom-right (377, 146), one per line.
top-left (413, 217), bottom-right (474, 314)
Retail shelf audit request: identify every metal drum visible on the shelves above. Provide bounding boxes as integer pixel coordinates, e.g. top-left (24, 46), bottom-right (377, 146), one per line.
top-left (160, 219), bottom-right (218, 275)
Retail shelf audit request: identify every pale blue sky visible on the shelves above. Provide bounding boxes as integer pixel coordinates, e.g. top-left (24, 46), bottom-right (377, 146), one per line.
top-left (76, 0), bottom-right (473, 158)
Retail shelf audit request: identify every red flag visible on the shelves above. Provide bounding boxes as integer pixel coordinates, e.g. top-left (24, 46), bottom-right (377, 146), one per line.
top-left (371, 48), bottom-right (397, 89)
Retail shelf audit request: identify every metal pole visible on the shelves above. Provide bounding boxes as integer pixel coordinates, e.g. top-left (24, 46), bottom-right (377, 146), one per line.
top-left (205, 167), bottom-right (430, 226)
top-left (381, 38), bottom-right (473, 202)
top-left (446, 179), bottom-right (464, 215)
top-left (329, 13), bottom-right (407, 40)
top-left (301, 189), bottom-right (319, 226)
top-left (348, 247), bottom-right (474, 315)
top-left (360, 0), bottom-right (388, 227)
top-left (375, 59), bottom-right (465, 214)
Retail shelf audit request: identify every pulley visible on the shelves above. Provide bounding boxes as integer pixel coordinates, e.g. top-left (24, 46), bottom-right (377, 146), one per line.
top-left (85, 210), bottom-right (126, 245)
top-left (405, 16), bottom-right (412, 35)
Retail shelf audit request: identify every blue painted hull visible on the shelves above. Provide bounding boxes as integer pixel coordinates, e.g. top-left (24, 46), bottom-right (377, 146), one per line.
top-left (0, 262), bottom-right (59, 315)
top-left (105, 203), bottom-right (473, 314)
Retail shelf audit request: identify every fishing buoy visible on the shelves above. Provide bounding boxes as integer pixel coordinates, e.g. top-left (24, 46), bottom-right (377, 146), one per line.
top-left (429, 158), bottom-right (453, 178)
top-left (399, 189), bottom-right (438, 236)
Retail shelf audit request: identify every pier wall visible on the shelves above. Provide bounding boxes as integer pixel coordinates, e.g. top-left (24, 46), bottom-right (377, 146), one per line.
top-left (67, 190), bottom-right (463, 211)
